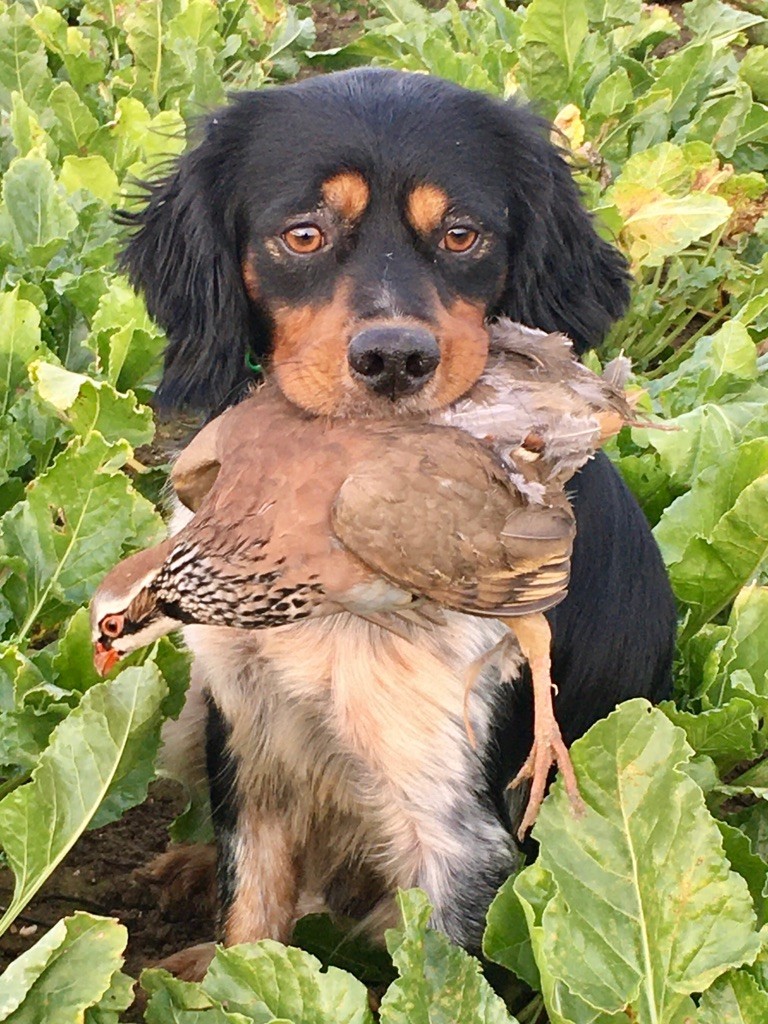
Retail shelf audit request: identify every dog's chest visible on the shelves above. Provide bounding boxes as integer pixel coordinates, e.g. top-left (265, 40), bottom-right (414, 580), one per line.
top-left (184, 613), bottom-right (512, 825)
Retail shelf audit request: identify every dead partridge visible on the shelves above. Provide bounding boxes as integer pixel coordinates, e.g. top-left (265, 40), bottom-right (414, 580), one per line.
top-left (91, 321), bottom-right (633, 836)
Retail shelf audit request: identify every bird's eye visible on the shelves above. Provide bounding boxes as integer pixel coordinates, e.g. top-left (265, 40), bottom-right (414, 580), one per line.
top-left (281, 224), bottom-right (326, 255)
top-left (440, 226), bottom-right (480, 253)
top-left (100, 613), bottom-right (125, 638)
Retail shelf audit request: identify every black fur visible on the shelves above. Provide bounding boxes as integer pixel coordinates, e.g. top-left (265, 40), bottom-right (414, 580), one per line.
top-left (205, 695), bottom-right (239, 925)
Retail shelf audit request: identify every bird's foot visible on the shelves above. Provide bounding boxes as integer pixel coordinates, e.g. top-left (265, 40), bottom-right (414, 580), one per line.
top-left (509, 717), bottom-right (585, 840)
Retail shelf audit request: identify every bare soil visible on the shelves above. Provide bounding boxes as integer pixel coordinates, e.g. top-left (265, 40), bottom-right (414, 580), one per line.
top-left (0, 782), bottom-right (214, 980)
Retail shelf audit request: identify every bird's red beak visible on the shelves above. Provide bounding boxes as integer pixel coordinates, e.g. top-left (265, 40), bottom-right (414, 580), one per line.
top-left (93, 641), bottom-right (120, 677)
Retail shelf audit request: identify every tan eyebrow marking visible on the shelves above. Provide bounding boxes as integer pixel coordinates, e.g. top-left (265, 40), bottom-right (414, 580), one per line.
top-left (406, 183), bottom-right (450, 235)
top-left (321, 171), bottom-right (370, 222)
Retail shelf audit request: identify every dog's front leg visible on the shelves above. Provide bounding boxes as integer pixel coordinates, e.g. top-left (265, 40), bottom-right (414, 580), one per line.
top-left (206, 696), bottom-right (300, 947)
top-left (330, 624), bottom-right (518, 952)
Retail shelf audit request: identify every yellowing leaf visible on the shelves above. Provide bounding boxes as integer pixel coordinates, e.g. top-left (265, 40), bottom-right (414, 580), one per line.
top-left (616, 190), bottom-right (731, 265)
top-left (60, 155), bottom-right (119, 204)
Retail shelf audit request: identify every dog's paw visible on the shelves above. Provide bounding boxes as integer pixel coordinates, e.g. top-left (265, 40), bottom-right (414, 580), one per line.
top-left (152, 941), bottom-right (217, 982)
top-left (135, 843), bottom-right (217, 917)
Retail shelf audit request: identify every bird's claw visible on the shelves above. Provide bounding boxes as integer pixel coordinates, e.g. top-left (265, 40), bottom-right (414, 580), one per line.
top-left (509, 723), bottom-right (585, 840)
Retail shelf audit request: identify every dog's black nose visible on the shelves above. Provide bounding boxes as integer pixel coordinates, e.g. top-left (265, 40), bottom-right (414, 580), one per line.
top-left (348, 326), bottom-right (440, 398)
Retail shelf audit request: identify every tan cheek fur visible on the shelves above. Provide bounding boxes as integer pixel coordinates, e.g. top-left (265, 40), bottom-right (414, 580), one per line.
top-left (428, 298), bottom-right (490, 408)
top-left (269, 281), bottom-right (355, 415)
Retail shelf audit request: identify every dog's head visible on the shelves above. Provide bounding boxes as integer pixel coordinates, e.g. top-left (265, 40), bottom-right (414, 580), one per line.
top-left (119, 68), bottom-right (630, 417)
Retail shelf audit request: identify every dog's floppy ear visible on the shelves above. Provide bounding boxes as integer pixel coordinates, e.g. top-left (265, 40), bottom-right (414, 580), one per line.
top-left (117, 115), bottom-right (264, 415)
top-left (496, 109), bottom-right (631, 353)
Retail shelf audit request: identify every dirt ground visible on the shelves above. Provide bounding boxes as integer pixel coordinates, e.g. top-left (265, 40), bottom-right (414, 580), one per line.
top-left (0, 782), bottom-right (215, 980)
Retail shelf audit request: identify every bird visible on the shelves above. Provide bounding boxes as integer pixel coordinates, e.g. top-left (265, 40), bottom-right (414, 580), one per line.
top-left (92, 321), bottom-right (634, 836)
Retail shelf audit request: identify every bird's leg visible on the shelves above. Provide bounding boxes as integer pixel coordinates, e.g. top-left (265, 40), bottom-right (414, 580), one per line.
top-left (504, 612), bottom-right (585, 839)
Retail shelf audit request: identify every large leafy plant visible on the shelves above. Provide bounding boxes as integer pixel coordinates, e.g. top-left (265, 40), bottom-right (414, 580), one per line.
top-left (1, 0), bottom-right (767, 1021)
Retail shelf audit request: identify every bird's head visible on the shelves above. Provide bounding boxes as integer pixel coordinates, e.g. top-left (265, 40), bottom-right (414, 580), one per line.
top-left (90, 540), bottom-right (179, 676)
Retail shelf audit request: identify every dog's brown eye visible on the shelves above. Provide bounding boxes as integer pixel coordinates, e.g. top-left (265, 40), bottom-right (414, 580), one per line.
top-left (281, 225), bottom-right (325, 255)
top-left (441, 226), bottom-right (479, 253)
top-left (100, 613), bottom-right (125, 638)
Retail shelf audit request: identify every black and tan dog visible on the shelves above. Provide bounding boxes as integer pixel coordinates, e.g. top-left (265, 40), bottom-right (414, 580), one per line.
top-left (119, 68), bottom-right (675, 968)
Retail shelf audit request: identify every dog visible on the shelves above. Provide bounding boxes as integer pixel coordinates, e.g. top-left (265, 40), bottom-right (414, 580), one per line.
top-left (118, 68), bottom-right (676, 963)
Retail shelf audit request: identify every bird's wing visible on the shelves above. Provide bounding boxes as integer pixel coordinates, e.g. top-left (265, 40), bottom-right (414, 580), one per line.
top-left (332, 426), bottom-right (575, 617)
top-left (171, 414), bottom-right (226, 512)
top-left (442, 321), bottom-right (634, 484)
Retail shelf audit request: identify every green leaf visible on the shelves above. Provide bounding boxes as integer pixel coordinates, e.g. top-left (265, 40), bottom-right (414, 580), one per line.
top-left (89, 279), bottom-right (166, 392)
top-left (722, 585), bottom-right (768, 694)
top-left (85, 965), bottom-right (136, 1024)
top-left (0, 416), bottom-right (30, 490)
top-left (48, 81), bottom-right (100, 157)
top-left (31, 361), bottom-right (154, 448)
top-left (511, 864), bottom-right (618, 1024)
top-left (684, 0), bottom-right (765, 45)
top-left (8, 91), bottom-right (54, 162)
top-left (142, 969), bottom-right (249, 1023)
top-left (584, 0), bottom-right (641, 29)
top-left (0, 913), bottom-right (131, 1023)
top-left (380, 889), bottom-right (516, 1024)
top-left (724, 759), bottom-right (768, 800)
top-left (0, 289), bottom-right (43, 418)
top-left (483, 873), bottom-right (539, 990)
top-left (649, 321), bottom-right (759, 415)
top-left (0, 663), bottom-right (167, 936)
top-left (741, 47), bottom-right (768, 105)
top-left (718, 821), bottom-right (768, 929)
top-left (611, 140), bottom-right (710, 194)
top-left (202, 940), bottom-right (375, 1023)
top-left (699, 968), bottom-right (768, 1023)
top-left (654, 41), bottom-right (715, 126)
top-left (588, 67), bottom-right (633, 123)
top-left (30, 8), bottom-right (107, 94)
top-left (521, 0), bottom-right (588, 79)
top-left (680, 82), bottom-right (753, 159)
top-left (613, 5), bottom-right (679, 59)
top-left (634, 405), bottom-right (759, 490)
top-left (110, 98), bottom-right (186, 178)
top-left (124, 0), bottom-right (184, 110)
top-left (51, 607), bottom-right (103, 697)
top-left (0, 432), bottom-right (163, 638)
top-left (522, 699), bottom-right (760, 1022)
top-left (654, 439), bottom-right (768, 637)
top-left (661, 697), bottom-right (759, 770)
top-left (0, 5), bottom-right (52, 112)
top-left (0, 156), bottom-right (79, 266)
